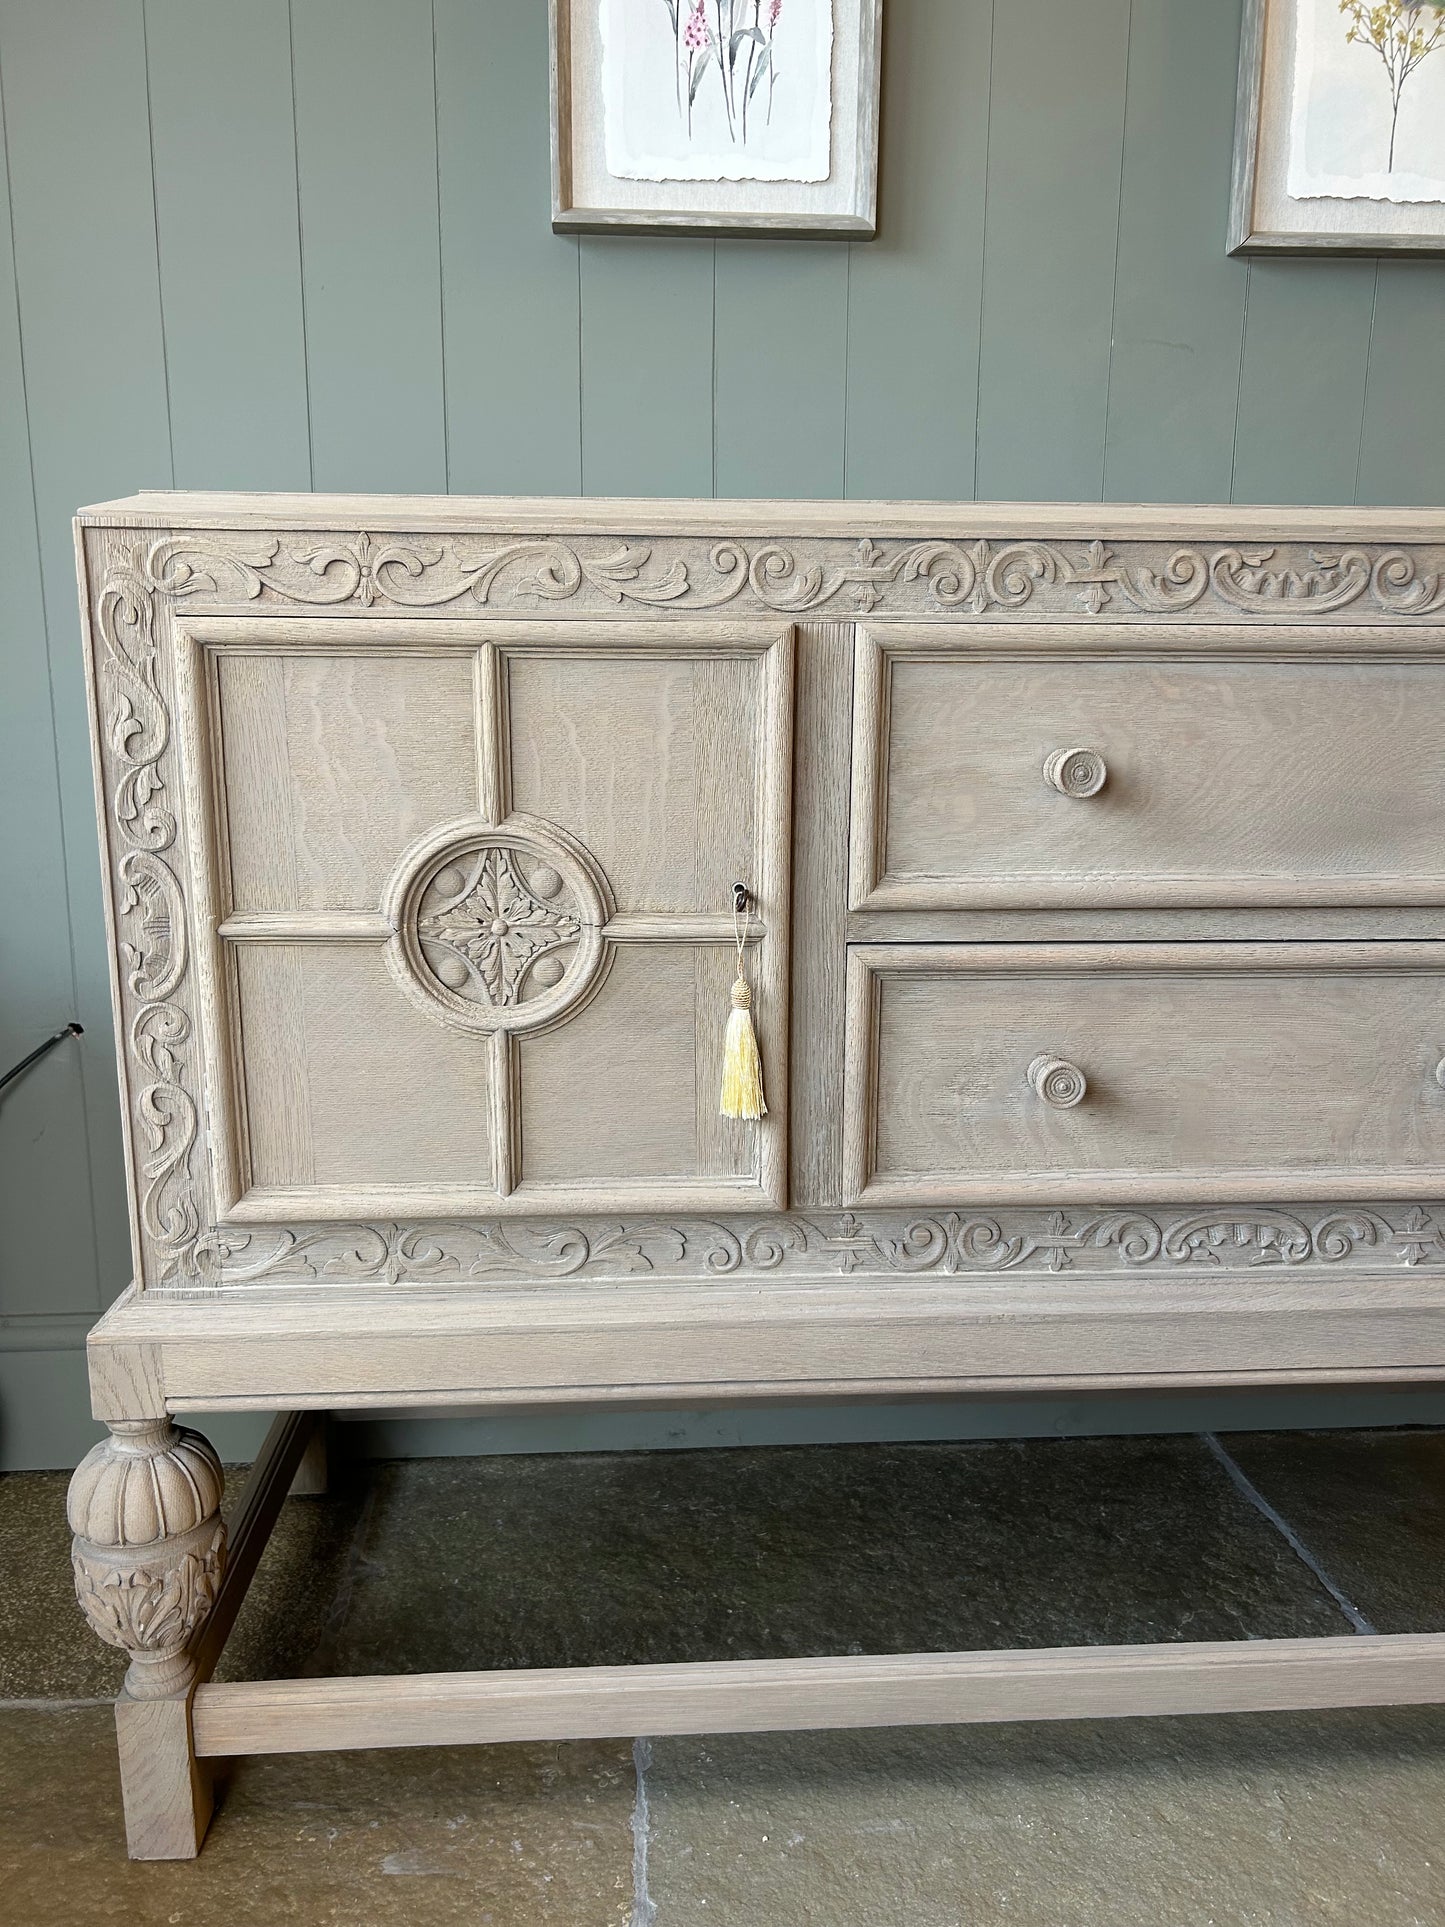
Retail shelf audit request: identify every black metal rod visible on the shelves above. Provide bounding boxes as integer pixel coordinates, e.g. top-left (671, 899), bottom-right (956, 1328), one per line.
top-left (0, 1022), bottom-right (83, 1098)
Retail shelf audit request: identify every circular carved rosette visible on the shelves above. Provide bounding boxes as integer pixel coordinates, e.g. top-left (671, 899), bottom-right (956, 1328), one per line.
top-left (383, 815), bottom-right (614, 1036)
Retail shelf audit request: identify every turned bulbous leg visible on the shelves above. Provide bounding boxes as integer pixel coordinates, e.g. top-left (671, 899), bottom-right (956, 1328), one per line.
top-left (68, 1418), bottom-right (227, 1701)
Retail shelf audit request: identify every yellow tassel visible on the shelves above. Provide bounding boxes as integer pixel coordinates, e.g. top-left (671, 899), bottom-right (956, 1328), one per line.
top-left (720, 974), bottom-right (766, 1120)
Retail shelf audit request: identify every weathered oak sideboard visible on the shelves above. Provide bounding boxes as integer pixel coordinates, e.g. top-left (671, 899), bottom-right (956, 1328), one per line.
top-left (68, 492), bottom-right (1445, 1856)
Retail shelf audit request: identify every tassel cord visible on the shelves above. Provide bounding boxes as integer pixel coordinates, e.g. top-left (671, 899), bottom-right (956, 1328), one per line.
top-left (719, 892), bottom-right (766, 1121)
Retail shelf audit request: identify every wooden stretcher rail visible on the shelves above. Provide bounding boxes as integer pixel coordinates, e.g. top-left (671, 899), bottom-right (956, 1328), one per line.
top-left (191, 1411), bottom-right (316, 1684)
top-left (191, 1632), bottom-right (1445, 1759)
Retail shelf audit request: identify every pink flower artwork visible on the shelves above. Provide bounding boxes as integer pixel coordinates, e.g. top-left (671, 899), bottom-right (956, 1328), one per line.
top-left (601, 0), bottom-right (834, 186)
top-left (662, 0), bottom-right (792, 142)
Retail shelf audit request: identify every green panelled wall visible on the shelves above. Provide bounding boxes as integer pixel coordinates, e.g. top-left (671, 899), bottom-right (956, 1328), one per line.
top-left (2, 0), bottom-right (1443, 1468)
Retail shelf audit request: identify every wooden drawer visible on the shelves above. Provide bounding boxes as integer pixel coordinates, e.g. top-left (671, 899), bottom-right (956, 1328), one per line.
top-left (849, 625), bottom-right (1445, 911)
top-left (843, 942), bottom-right (1445, 1205)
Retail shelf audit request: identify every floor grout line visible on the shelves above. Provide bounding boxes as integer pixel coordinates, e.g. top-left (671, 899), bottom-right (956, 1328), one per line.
top-left (630, 1735), bottom-right (657, 1927)
top-left (1201, 1433), bottom-right (1378, 1636)
top-left (0, 1696), bottom-right (113, 1712)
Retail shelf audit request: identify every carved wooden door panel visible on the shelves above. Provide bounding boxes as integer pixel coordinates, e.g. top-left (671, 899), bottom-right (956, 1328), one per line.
top-left (181, 617), bottom-right (793, 1221)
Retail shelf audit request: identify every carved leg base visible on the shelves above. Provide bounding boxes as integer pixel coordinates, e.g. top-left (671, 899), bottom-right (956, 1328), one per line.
top-left (68, 1419), bottom-right (227, 1859)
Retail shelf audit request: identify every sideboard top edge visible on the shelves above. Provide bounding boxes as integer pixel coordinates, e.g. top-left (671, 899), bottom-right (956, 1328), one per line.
top-left (73, 492), bottom-right (1445, 542)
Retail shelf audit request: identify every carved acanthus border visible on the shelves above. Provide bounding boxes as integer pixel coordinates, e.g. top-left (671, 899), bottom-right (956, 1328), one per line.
top-left (187, 1206), bottom-right (1445, 1289)
top-left (98, 537), bottom-right (205, 1285)
top-left (138, 531), bottom-right (1445, 622)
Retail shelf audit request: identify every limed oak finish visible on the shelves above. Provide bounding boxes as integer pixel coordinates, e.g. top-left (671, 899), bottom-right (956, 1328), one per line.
top-left (68, 492), bottom-right (1445, 1858)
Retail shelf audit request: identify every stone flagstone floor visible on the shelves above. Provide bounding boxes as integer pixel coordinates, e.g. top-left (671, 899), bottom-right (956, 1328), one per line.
top-left (2, 1429), bottom-right (1444, 1925)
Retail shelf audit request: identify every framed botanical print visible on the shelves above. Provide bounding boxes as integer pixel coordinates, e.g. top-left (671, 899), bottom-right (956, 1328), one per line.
top-left (1231, 0), bottom-right (1445, 252)
top-left (549, 0), bottom-right (883, 236)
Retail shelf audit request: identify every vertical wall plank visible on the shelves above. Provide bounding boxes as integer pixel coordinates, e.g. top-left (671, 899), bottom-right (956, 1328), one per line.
top-left (1230, 261), bottom-right (1377, 504)
top-left (291, 0), bottom-right (446, 490)
top-left (975, 0), bottom-right (1132, 501)
top-left (580, 238), bottom-right (714, 497)
top-left (1104, 0), bottom-right (1249, 502)
top-left (0, 0), bottom-right (174, 1306)
top-left (146, 0), bottom-right (310, 490)
top-left (0, 69), bottom-right (99, 1318)
top-left (435, 0), bottom-right (580, 494)
top-left (1355, 261), bottom-right (1445, 508)
top-left (844, 0), bottom-right (992, 501)
top-left (713, 242), bottom-right (848, 498)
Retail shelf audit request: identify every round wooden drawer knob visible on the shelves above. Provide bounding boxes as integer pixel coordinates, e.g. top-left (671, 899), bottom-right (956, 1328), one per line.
top-left (1028, 1054), bottom-right (1088, 1108)
top-left (1043, 746), bottom-right (1107, 798)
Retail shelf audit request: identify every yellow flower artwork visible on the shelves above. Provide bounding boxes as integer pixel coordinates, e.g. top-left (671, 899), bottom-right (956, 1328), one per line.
top-left (1289, 0), bottom-right (1445, 201)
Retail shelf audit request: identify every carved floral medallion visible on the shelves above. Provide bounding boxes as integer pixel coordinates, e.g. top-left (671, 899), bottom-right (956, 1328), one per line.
top-left (417, 844), bottom-right (583, 1007)
top-left (383, 814), bottom-right (613, 1036)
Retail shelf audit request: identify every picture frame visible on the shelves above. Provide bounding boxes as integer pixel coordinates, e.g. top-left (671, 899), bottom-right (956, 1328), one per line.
top-left (549, 0), bottom-right (883, 238)
top-left (1230, 0), bottom-right (1445, 254)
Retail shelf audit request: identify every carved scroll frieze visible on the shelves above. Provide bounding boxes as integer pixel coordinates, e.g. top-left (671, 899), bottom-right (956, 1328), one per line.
top-left (184, 1205), bottom-right (1445, 1289)
top-left (98, 538), bottom-right (205, 1285)
top-left (143, 531), bottom-right (694, 611)
top-left (136, 531), bottom-right (1445, 622)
